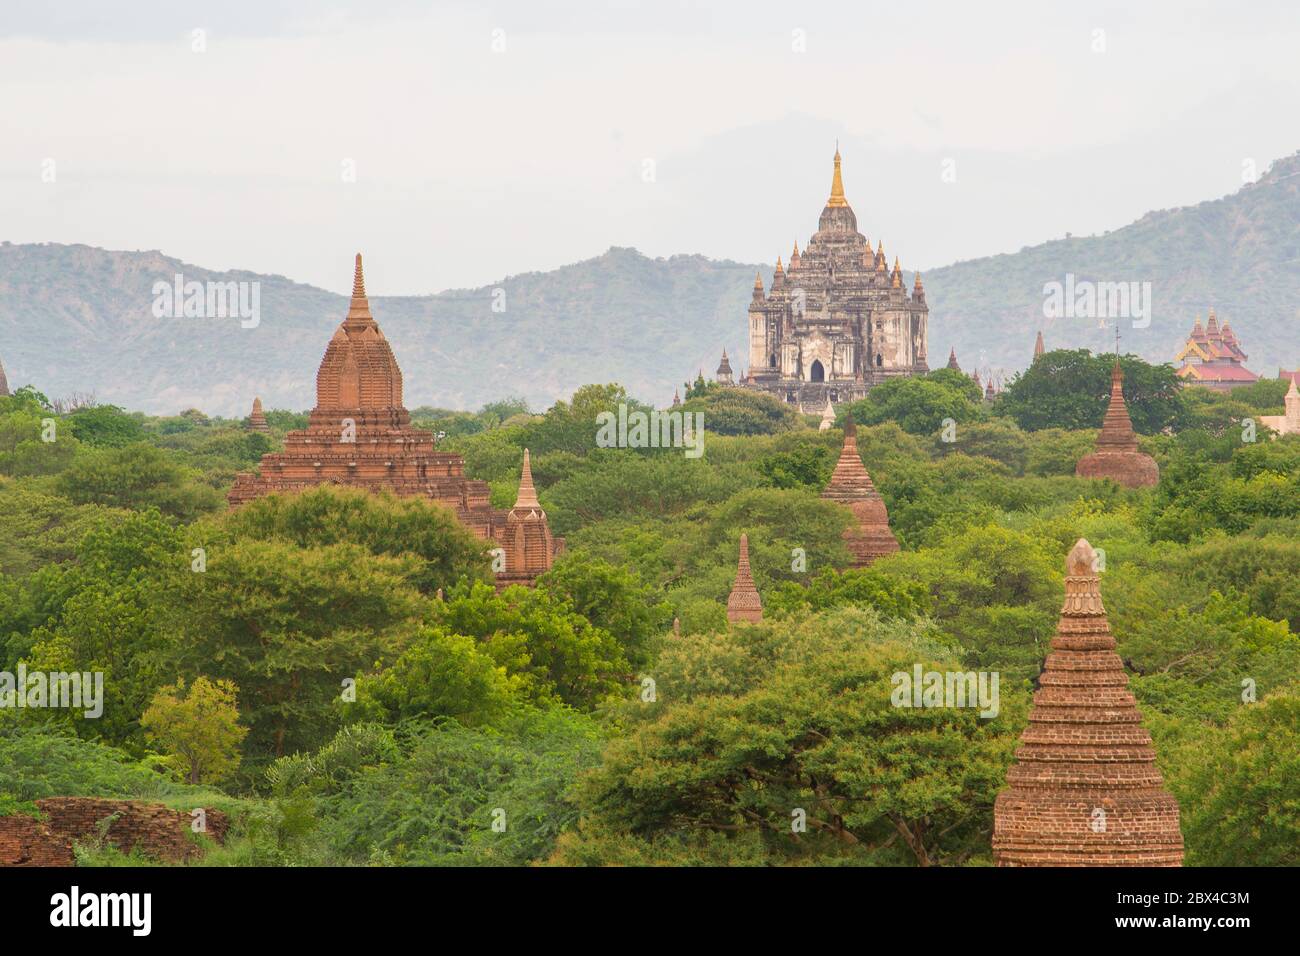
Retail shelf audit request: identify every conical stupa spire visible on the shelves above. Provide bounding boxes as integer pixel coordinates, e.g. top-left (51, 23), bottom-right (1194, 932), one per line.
top-left (1075, 360), bottom-right (1159, 487)
top-left (0, 354), bottom-right (9, 397)
top-left (827, 147), bottom-right (848, 208)
top-left (247, 396), bottom-right (270, 433)
top-left (726, 534), bottom-right (763, 623)
top-left (891, 257), bottom-right (902, 288)
top-left (514, 448), bottom-right (540, 509)
top-left (346, 252), bottom-right (375, 325)
top-left (1034, 330), bottom-right (1045, 359)
top-left (993, 538), bottom-right (1184, 866)
top-left (946, 346), bottom-right (960, 371)
top-left (818, 397), bottom-right (836, 432)
top-left (1097, 360), bottom-right (1137, 449)
top-left (822, 413), bottom-right (899, 566)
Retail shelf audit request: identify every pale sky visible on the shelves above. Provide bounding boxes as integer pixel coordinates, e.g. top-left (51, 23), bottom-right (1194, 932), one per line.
top-left (3, 0), bottom-right (1299, 293)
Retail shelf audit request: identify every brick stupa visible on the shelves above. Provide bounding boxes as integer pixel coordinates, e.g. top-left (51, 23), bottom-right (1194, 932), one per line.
top-left (229, 255), bottom-right (549, 580)
top-left (246, 396), bottom-right (270, 433)
top-left (495, 449), bottom-right (563, 590)
top-left (1075, 360), bottom-right (1159, 488)
top-left (726, 534), bottom-right (763, 624)
top-left (993, 538), bottom-right (1184, 866)
top-left (821, 415), bottom-right (899, 567)
top-left (0, 353), bottom-right (9, 397)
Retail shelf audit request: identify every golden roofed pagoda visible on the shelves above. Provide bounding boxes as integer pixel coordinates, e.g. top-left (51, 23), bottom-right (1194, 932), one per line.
top-left (741, 149), bottom-right (929, 410)
top-left (228, 254), bottom-right (559, 586)
top-left (1174, 308), bottom-right (1258, 391)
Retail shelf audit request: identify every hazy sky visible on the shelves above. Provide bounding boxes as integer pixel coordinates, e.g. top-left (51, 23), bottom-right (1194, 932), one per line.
top-left (3, 0), bottom-right (1299, 294)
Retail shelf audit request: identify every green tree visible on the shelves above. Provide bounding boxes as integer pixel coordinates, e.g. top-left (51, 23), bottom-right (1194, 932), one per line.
top-left (141, 676), bottom-right (248, 785)
top-left (997, 350), bottom-right (1184, 433)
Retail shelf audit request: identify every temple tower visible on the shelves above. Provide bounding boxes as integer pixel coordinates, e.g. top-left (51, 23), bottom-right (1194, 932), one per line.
top-left (0, 354), bottom-right (9, 397)
top-left (246, 397), bottom-right (270, 433)
top-left (993, 539), bottom-right (1184, 866)
top-left (726, 534), bottom-right (763, 624)
top-left (741, 149), bottom-right (929, 408)
top-left (495, 448), bottom-right (563, 589)
top-left (1033, 330), bottom-right (1045, 360)
top-left (228, 253), bottom-right (504, 542)
top-left (1075, 360), bottom-right (1159, 488)
top-left (821, 415), bottom-right (899, 567)
top-left (946, 347), bottom-right (960, 371)
top-left (716, 350), bottom-right (734, 385)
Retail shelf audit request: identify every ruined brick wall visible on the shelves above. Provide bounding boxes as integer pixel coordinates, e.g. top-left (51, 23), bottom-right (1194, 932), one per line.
top-left (0, 798), bottom-right (229, 867)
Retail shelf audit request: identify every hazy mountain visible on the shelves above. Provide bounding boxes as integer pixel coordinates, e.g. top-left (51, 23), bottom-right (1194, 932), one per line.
top-left (1, 151), bottom-right (1297, 416)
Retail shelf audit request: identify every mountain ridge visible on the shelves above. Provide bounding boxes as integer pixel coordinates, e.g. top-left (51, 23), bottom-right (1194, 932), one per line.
top-left (2, 151), bottom-right (1298, 415)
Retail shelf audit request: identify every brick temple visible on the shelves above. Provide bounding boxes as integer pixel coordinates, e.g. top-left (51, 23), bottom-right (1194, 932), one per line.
top-left (1075, 360), bottom-right (1159, 488)
top-left (993, 539), bottom-right (1184, 866)
top-left (741, 149), bottom-right (929, 409)
top-left (821, 415), bottom-right (899, 566)
top-left (245, 396), bottom-right (270, 433)
top-left (228, 254), bottom-right (559, 586)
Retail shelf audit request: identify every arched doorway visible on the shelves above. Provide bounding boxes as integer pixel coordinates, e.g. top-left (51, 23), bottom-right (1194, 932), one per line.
top-left (769, 353), bottom-right (777, 369)
top-left (810, 359), bottom-right (825, 382)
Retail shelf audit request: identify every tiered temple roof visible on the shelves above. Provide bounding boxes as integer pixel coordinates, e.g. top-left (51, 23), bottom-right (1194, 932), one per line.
top-left (1174, 308), bottom-right (1258, 391)
top-left (946, 347), bottom-right (960, 371)
top-left (1075, 360), bottom-right (1159, 488)
top-left (227, 254), bottom-right (511, 559)
top-left (993, 538), bottom-right (1184, 866)
top-left (726, 534), bottom-right (763, 624)
top-left (716, 349), bottom-right (734, 385)
top-left (821, 415), bottom-right (899, 567)
top-left (246, 396), bottom-right (270, 433)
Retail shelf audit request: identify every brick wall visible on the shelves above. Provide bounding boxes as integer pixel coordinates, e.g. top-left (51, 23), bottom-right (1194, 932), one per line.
top-left (0, 798), bottom-right (229, 867)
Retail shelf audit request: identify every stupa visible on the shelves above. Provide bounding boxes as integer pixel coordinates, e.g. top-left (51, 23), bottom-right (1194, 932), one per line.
top-left (821, 415), bottom-right (899, 567)
top-left (494, 449), bottom-right (563, 589)
top-left (1074, 360), bottom-right (1159, 488)
top-left (246, 397), bottom-right (270, 433)
top-left (1033, 330), bottom-right (1045, 360)
top-left (993, 539), bottom-right (1184, 866)
top-left (1260, 378), bottom-right (1300, 437)
top-left (0, 353), bottom-right (9, 397)
top-left (818, 398), bottom-right (836, 432)
top-left (726, 534), bottom-right (763, 624)
top-left (945, 347), bottom-right (960, 371)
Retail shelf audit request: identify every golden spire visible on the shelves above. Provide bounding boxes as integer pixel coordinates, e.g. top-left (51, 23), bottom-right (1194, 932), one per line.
top-left (827, 147), bottom-right (848, 208)
top-left (776, 255), bottom-right (784, 272)
top-left (513, 448), bottom-right (540, 510)
top-left (891, 256), bottom-right (902, 288)
top-left (792, 239), bottom-right (800, 258)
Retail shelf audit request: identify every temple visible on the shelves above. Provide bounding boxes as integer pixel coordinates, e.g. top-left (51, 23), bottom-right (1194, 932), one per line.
top-left (1033, 330), bottom-right (1045, 361)
top-left (945, 347), bottom-right (960, 372)
top-left (0, 353), bottom-right (8, 397)
top-left (741, 149), bottom-right (929, 409)
top-left (1174, 309), bottom-right (1258, 391)
top-left (993, 539), bottom-right (1184, 866)
top-left (821, 415), bottom-right (899, 567)
top-left (715, 350), bottom-right (734, 386)
top-left (726, 534), bottom-right (763, 624)
top-left (494, 449), bottom-right (563, 589)
top-left (246, 397), bottom-right (270, 433)
top-left (1075, 360), bottom-right (1159, 488)
top-left (228, 254), bottom-right (560, 586)
top-left (1260, 378), bottom-right (1300, 437)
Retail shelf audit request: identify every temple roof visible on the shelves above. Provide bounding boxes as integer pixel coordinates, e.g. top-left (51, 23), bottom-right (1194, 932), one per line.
top-left (946, 347), bottom-right (960, 371)
top-left (313, 253), bottom-right (404, 415)
top-left (823, 416), bottom-right (882, 503)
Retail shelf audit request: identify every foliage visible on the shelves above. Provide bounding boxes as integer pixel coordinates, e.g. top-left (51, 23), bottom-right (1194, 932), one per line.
top-left (142, 677), bottom-right (248, 785)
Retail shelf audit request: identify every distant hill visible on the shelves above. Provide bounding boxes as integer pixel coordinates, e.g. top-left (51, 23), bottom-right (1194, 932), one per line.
top-left (924, 151), bottom-right (1300, 381)
top-left (2, 152), bottom-right (1297, 415)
